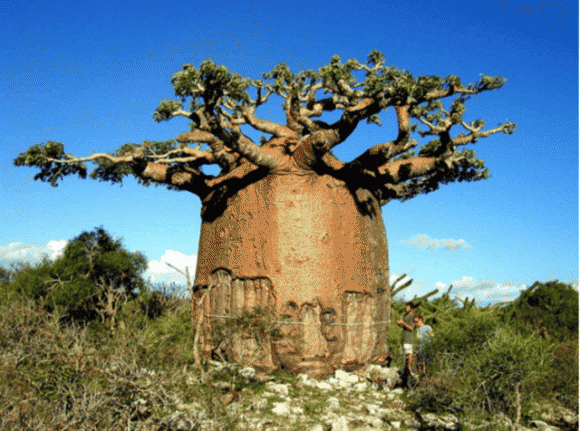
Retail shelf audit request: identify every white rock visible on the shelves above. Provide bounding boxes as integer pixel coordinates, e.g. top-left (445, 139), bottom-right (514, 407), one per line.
top-left (562, 414), bottom-right (578, 425)
top-left (326, 397), bottom-right (340, 411)
top-left (327, 377), bottom-right (350, 389)
top-left (335, 369), bottom-right (359, 383)
top-left (291, 406), bottom-right (305, 415)
top-left (529, 420), bottom-right (560, 431)
top-left (367, 416), bottom-right (384, 428)
top-left (238, 366), bottom-right (256, 380)
top-left (365, 404), bottom-right (380, 415)
top-left (327, 377), bottom-right (339, 385)
top-left (251, 398), bottom-right (268, 410)
top-left (272, 402), bottom-right (291, 416)
top-left (377, 407), bottom-right (396, 417)
top-left (327, 416), bottom-right (350, 431)
top-left (365, 364), bottom-right (387, 377)
top-left (354, 382), bottom-right (368, 391)
top-left (266, 382), bottom-right (290, 396)
top-left (390, 421), bottom-right (401, 429)
top-left (308, 425), bottom-right (325, 431)
top-left (316, 381), bottom-right (333, 391)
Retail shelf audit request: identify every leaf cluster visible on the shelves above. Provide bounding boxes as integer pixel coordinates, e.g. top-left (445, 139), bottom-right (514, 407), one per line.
top-left (14, 141), bottom-right (87, 186)
top-left (154, 60), bottom-right (251, 120)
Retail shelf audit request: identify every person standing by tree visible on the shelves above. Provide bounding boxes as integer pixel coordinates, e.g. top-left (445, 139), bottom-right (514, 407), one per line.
top-left (397, 301), bottom-right (416, 380)
top-left (412, 314), bottom-right (434, 379)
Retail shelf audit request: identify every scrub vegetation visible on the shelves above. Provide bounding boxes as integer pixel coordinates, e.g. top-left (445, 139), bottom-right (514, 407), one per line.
top-left (0, 228), bottom-right (576, 430)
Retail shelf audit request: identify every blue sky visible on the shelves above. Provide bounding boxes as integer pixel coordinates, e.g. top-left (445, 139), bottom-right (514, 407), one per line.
top-left (1, 0), bottom-right (577, 305)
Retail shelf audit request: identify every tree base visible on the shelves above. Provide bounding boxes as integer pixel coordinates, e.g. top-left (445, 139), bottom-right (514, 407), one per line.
top-left (193, 269), bottom-right (389, 378)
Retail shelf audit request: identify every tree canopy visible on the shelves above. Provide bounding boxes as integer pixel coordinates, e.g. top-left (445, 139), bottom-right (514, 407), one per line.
top-left (504, 280), bottom-right (579, 340)
top-left (6, 227), bottom-right (147, 323)
top-left (15, 50), bottom-right (516, 207)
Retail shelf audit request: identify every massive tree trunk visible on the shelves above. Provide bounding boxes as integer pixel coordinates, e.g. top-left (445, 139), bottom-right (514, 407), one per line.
top-left (192, 169), bottom-right (390, 377)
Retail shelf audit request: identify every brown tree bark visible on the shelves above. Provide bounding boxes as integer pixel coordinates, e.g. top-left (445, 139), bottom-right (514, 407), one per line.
top-left (192, 164), bottom-right (390, 377)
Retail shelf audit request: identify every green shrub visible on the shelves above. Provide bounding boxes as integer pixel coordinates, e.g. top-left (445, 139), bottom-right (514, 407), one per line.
top-left (144, 306), bottom-right (196, 368)
top-left (550, 338), bottom-right (579, 410)
top-left (469, 327), bottom-right (554, 420)
top-left (504, 280), bottom-right (578, 341)
top-left (6, 227), bottom-right (147, 325)
top-left (426, 308), bottom-right (501, 368)
top-left (409, 309), bottom-right (555, 425)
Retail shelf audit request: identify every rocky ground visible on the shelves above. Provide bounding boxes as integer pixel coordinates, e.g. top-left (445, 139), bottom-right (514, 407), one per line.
top-left (130, 363), bottom-right (577, 431)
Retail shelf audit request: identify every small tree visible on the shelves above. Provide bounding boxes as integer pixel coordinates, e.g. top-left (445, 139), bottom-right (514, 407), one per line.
top-left (503, 280), bottom-right (579, 340)
top-left (10, 227), bottom-right (147, 326)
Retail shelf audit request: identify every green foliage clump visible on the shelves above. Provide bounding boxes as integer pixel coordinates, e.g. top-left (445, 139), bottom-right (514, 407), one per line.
top-left (503, 280), bottom-right (578, 341)
top-left (209, 305), bottom-right (281, 366)
top-left (550, 338), bottom-right (579, 409)
top-left (430, 308), bottom-right (500, 359)
top-left (5, 227), bottom-right (147, 325)
top-left (144, 306), bottom-right (196, 368)
top-left (408, 308), bottom-right (556, 424)
top-left (392, 278), bottom-right (578, 421)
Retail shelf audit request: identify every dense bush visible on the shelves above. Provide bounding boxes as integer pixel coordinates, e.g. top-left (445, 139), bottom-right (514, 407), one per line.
top-left (398, 282), bottom-right (578, 425)
top-left (4, 227), bottom-right (147, 324)
top-left (0, 293), bottom-right (248, 430)
top-left (408, 310), bottom-right (556, 424)
top-left (503, 280), bottom-right (578, 341)
top-left (550, 338), bottom-right (579, 410)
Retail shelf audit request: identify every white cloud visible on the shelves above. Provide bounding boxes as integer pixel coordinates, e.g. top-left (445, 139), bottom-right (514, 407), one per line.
top-left (145, 250), bottom-right (197, 291)
top-left (444, 275), bottom-right (526, 305)
top-left (400, 234), bottom-right (469, 251)
top-left (0, 240), bottom-right (66, 267)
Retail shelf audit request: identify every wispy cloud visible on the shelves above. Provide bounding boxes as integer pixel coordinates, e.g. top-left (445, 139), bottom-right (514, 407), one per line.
top-left (145, 250), bottom-right (197, 289)
top-left (446, 275), bottom-right (526, 305)
top-left (0, 240), bottom-right (66, 267)
top-left (400, 234), bottom-right (469, 251)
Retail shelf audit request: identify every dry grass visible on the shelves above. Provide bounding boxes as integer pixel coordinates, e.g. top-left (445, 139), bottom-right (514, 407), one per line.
top-left (0, 297), bottom-right (241, 430)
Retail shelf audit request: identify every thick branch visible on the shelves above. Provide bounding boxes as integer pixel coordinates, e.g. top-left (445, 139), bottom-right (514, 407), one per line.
top-left (221, 129), bottom-right (281, 170)
top-left (175, 131), bottom-right (237, 171)
top-left (175, 130), bottom-right (220, 145)
top-left (205, 160), bottom-right (259, 189)
top-left (377, 156), bottom-right (443, 183)
top-left (284, 95), bottom-right (307, 134)
top-left (242, 106), bottom-right (296, 138)
top-left (349, 106), bottom-right (416, 168)
top-left (132, 160), bottom-right (209, 193)
top-left (193, 102), bottom-right (282, 171)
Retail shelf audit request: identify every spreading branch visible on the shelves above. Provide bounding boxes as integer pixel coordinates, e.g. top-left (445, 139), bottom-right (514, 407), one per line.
top-left (15, 50), bottom-right (516, 207)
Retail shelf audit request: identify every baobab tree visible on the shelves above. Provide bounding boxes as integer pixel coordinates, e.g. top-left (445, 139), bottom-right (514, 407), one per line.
top-left (15, 50), bottom-right (515, 377)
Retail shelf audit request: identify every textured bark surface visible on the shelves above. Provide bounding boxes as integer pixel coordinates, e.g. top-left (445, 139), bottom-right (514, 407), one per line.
top-left (193, 172), bottom-right (390, 377)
